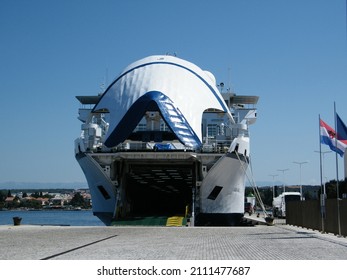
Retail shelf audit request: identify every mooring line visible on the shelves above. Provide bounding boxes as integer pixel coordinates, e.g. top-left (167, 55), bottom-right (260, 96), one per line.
top-left (41, 234), bottom-right (118, 260)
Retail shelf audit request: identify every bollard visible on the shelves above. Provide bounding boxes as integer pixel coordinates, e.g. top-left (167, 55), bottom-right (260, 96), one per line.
top-left (13, 216), bottom-right (22, 226)
top-left (265, 216), bottom-right (274, 226)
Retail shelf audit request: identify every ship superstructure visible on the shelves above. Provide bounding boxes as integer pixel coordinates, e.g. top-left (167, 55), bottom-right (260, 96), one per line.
top-left (74, 55), bottom-right (258, 226)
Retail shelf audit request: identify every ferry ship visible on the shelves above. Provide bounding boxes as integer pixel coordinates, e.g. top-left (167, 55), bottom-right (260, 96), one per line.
top-left (74, 55), bottom-right (258, 226)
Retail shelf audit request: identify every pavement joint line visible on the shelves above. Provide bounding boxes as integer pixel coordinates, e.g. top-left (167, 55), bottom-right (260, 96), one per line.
top-left (40, 234), bottom-right (118, 260)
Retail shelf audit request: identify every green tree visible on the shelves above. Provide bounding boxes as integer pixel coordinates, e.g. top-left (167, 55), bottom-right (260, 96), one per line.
top-left (20, 199), bottom-right (42, 209)
top-left (303, 191), bottom-right (312, 200)
top-left (323, 179), bottom-right (347, 199)
top-left (0, 190), bottom-right (6, 208)
top-left (31, 192), bottom-right (40, 198)
top-left (0, 190), bottom-right (6, 202)
top-left (259, 187), bottom-right (273, 207)
top-left (5, 197), bottom-right (20, 209)
top-left (70, 192), bottom-right (86, 208)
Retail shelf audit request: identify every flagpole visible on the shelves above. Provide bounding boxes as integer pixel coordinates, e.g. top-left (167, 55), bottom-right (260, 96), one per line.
top-left (319, 114), bottom-right (325, 232)
top-left (334, 102), bottom-right (342, 236)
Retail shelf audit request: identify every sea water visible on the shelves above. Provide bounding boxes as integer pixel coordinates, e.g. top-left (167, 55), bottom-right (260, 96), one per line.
top-left (0, 210), bottom-right (105, 226)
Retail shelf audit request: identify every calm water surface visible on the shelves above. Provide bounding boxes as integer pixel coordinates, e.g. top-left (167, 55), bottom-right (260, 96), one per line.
top-left (0, 210), bottom-right (105, 226)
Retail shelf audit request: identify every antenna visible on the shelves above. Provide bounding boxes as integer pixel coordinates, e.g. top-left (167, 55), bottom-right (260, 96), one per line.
top-left (227, 67), bottom-right (232, 92)
top-left (100, 81), bottom-right (105, 93)
top-left (99, 68), bottom-right (109, 93)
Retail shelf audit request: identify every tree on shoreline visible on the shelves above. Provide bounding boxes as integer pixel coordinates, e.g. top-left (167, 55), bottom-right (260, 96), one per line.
top-left (70, 192), bottom-right (88, 208)
top-left (0, 189), bottom-right (91, 210)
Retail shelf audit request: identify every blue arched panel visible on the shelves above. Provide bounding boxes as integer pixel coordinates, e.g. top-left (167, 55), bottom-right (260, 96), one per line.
top-left (104, 91), bottom-right (201, 149)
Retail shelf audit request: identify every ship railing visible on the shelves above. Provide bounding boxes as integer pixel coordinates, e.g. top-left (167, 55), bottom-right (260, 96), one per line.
top-left (201, 139), bottom-right (233, 153)
top-left (109, 140), bottom-right (234, 154)
top-left (93, 141), bottom-right (194, 153)
top-left (87, 139), bottom-right (234, 154)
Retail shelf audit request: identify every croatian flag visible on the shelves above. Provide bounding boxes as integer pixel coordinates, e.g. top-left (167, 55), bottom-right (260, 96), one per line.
top-left (320, 118), bottom-right (347, 157)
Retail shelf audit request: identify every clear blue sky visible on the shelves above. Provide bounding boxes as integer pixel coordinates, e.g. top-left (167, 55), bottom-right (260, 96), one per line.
top-left (1, 0), bottom-right (346, 187)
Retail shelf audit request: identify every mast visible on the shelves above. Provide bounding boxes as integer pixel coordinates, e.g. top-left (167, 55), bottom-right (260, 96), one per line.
top-left (334, 102), bottom-right (341, 236)
top-left (318, 114), bottom-right (325, 232)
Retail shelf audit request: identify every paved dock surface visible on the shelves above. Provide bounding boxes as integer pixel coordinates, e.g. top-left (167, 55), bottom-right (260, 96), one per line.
top-left (1, 223), bottom-right (347, 260)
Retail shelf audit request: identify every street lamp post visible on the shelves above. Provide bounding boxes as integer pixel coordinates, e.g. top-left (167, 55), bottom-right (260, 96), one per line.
top-left (293, 161), bottom-right (308, 198)
top-left (277, 169), bottom-right (289, 193)
top-left (269, 174), bottom-right (279, 199)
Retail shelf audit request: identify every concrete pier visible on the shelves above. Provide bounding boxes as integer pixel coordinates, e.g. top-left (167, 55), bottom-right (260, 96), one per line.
top-left (1, 223), bottom-right (347, 260)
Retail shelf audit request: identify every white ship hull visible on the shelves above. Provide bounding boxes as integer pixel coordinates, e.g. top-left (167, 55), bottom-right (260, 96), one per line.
top-left (76, 153), bottom-right (117, 225)
top-left (76, 147), bottom-right (248, 226)
top-left (197, 152), bottom-right (248, 226)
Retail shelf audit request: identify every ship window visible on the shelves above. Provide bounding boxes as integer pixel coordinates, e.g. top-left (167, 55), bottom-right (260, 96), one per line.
top-left (97, 185), bottom-right (111, 200)
top-left (160, 120), bottom-right (172, 132)
top-left (207, 186), bottom-right (223, 200)
top-left (207, 124), bottom-right (218, 137)
top-left (135, 123), bottom-right (146, 132)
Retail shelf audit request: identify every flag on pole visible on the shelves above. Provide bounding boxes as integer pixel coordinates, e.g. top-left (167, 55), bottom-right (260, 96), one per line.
top-left (336, 113), bottom-right (347, 144)
top-left (320, 118), bottom-right (347, 157)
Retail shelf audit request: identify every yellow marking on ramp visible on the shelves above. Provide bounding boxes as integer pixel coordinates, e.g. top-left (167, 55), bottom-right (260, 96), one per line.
top-left (166, 216), bottom-right (184, 227)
